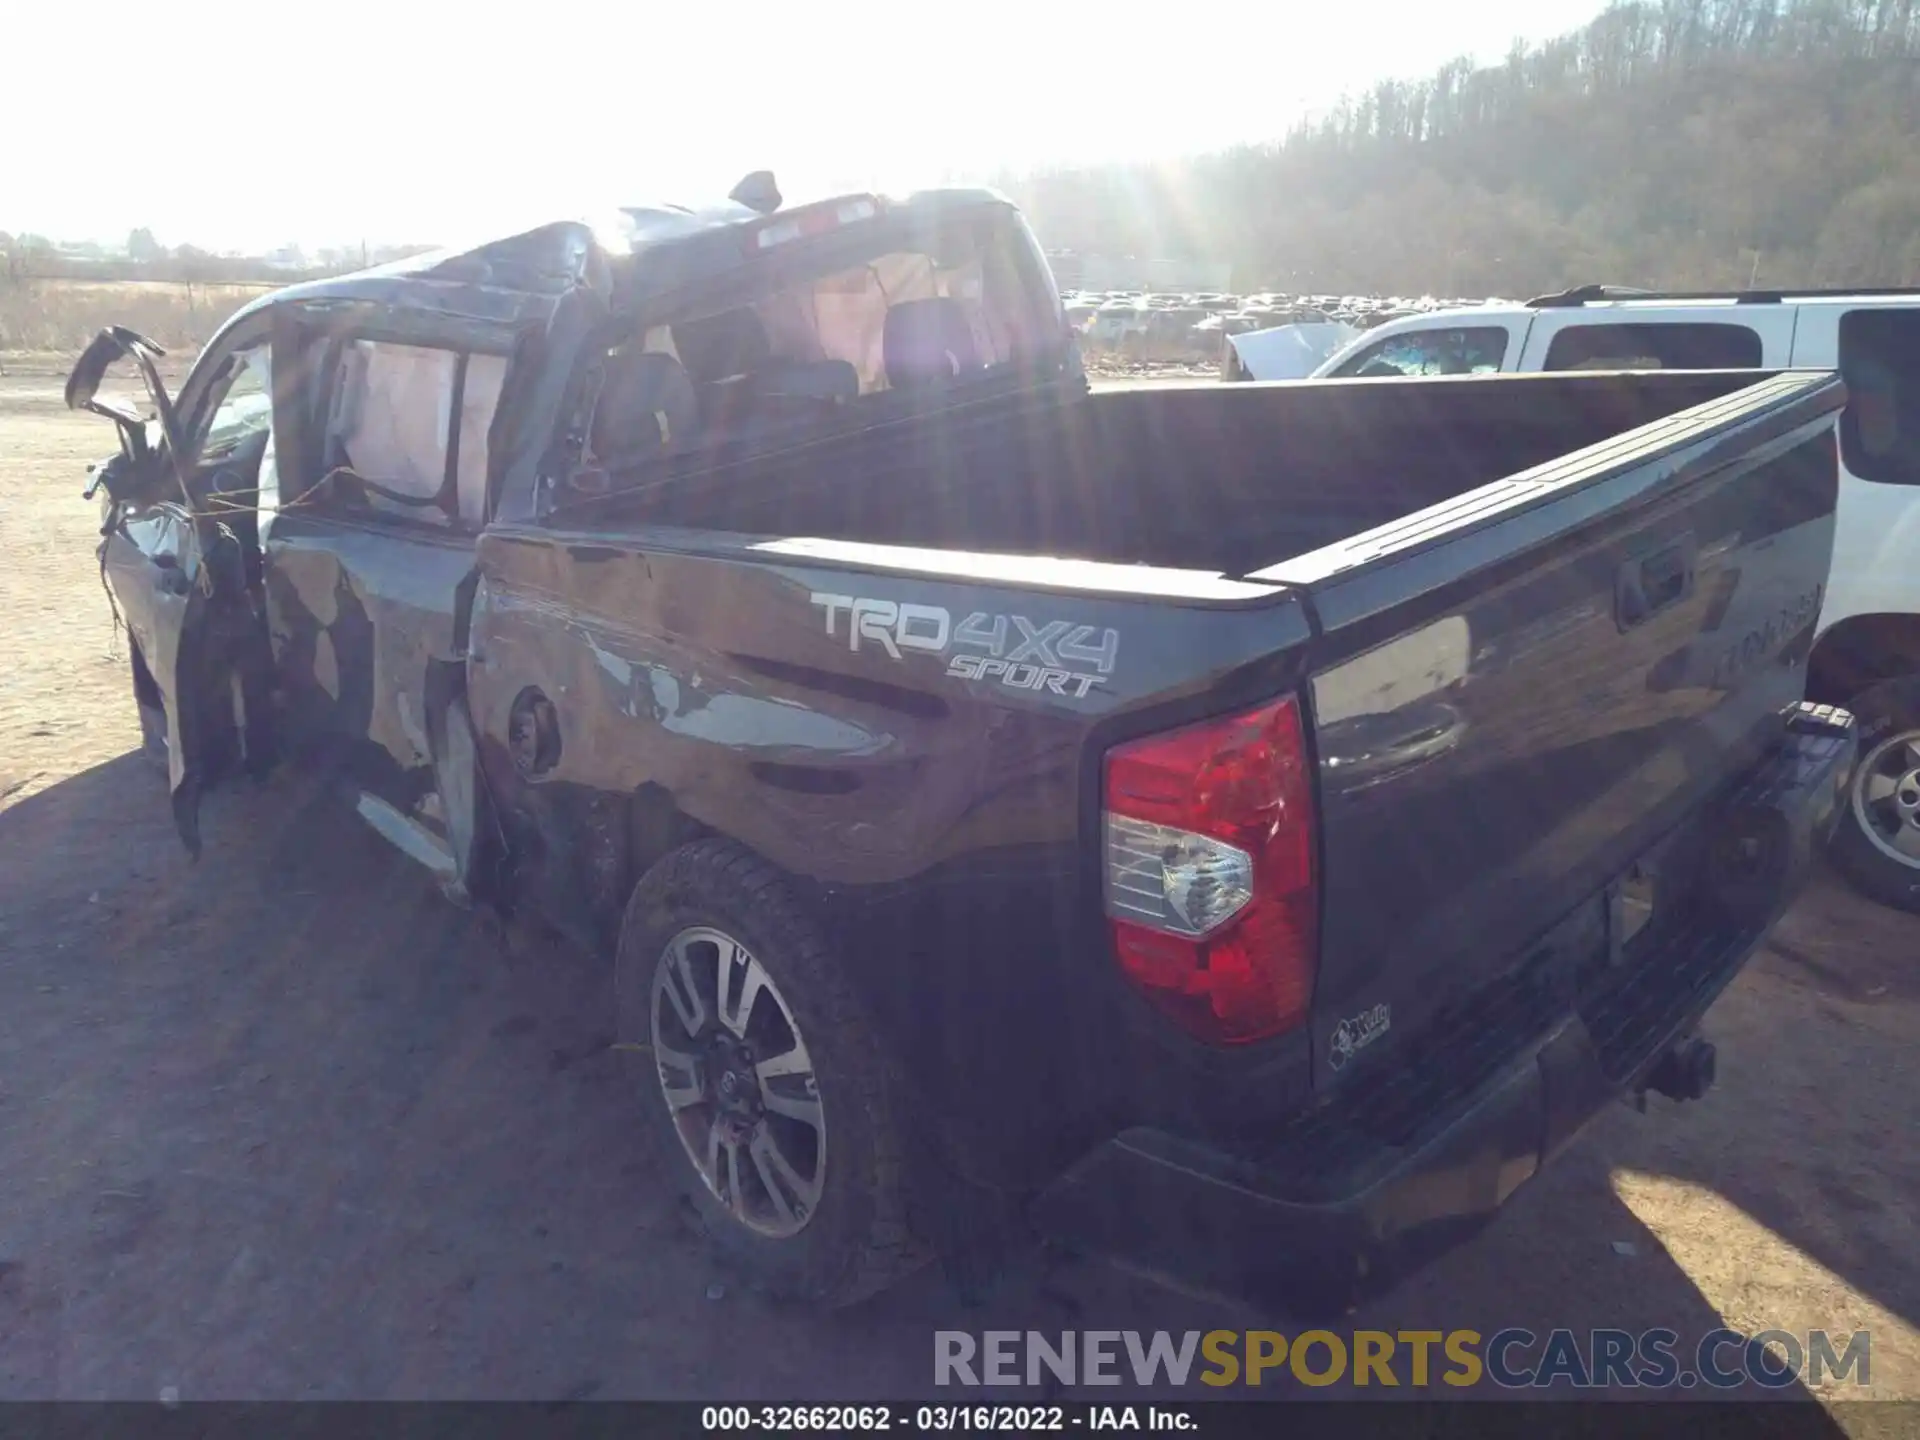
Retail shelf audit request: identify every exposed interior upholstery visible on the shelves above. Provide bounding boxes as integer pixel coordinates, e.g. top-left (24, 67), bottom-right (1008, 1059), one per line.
top-left (674, 309), bottom-right (774, 384)
top-left (883, 298), bottom-right (984, 388)
top-left (591, 351), bottom-right (700, 466)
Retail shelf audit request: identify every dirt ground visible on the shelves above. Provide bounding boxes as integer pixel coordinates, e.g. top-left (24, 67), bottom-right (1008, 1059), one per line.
top-left (1, 360), bottom-right (1916, 1411)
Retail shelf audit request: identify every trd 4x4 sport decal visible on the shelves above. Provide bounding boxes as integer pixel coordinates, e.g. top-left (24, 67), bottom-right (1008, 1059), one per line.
top-left (809, 593), bottom-right (1120, 698)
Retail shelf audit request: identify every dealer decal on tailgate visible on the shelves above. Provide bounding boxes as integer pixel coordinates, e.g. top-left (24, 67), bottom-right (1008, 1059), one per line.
top-left (1328, 1002), bottom-right (1392, 1071)
top-left (810, 593), bottom-right (1120, 697)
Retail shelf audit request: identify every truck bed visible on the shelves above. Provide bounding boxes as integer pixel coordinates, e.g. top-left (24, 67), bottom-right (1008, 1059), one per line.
top-left (567, 369), bottom-right (1782, 578)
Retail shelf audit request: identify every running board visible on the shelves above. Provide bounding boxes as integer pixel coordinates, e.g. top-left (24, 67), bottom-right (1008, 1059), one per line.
top-left (354, 791), bottom-right (462, 893)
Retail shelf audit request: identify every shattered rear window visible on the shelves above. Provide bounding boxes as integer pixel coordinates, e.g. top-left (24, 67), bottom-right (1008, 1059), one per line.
top-left (577, 209), bottom-right (1062, 482)
top-left (752, 248), bottom-right (1025, 395)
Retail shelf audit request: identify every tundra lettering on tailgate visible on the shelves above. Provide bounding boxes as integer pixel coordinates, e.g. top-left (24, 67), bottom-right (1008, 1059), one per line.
top-left (1707, 582), bottom-right (1824, 690)
top-left (809, 593), bottom-right (1120, 697)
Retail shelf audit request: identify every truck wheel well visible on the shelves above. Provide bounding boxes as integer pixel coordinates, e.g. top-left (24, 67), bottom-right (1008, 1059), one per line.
top-left (625, 782), bottom-right (712, 895)
top-left (1806, 614), bottom-right (1920, 707)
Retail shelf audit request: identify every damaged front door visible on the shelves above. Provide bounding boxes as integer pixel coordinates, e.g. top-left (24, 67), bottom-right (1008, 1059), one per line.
top-left (70, 324), bottom-right (277, 856)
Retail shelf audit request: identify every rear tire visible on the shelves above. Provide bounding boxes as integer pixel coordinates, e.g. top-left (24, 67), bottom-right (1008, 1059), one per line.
top-left (1828, 675), bottom-right (1920, 915)
top-left (614, 840), bottom-right (924, 1307)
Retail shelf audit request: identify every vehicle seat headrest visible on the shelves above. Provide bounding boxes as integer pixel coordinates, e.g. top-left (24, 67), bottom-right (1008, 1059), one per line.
top-left (883, 298), bottom-right (983, 389)
top-left (591, 351), bottom-right (698, 466)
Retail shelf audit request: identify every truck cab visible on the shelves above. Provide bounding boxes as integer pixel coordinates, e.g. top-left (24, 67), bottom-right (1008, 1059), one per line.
top-left (67, 184), bottom-right (1076, 887)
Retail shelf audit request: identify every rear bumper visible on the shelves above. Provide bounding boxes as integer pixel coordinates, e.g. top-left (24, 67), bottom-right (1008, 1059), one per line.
top-left (1031, 704), bottom-right (1856, 1310)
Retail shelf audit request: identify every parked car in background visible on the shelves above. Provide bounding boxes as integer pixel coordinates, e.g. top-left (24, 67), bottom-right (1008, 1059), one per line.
top-left (1261, 284), bottom-right (1920, 914)
top-left (1084, 306), bottom-right (1152, 349)
top-left (1065, 288), bottom-right (1486, 364)
top-left (1222, 320), bottom-right (1361, 380)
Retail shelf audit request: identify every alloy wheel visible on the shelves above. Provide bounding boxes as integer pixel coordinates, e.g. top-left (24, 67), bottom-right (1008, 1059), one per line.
top-left (650, 926), bottom-right (825, 1238)
top-left (1851, 729), bottom-right (1920, 869)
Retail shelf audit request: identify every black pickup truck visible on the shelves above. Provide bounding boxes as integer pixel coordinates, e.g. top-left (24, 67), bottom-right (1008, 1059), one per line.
top-left (70, 180), bottom-right (1856, 1310)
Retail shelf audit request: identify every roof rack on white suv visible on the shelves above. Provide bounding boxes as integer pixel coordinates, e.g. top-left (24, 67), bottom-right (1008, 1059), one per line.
top-left (1527, 282), bottom-right (1920, 307)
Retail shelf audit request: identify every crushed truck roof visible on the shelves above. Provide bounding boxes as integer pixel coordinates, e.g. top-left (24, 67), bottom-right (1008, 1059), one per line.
top-left (214, 184), bottom-right (1020, 342)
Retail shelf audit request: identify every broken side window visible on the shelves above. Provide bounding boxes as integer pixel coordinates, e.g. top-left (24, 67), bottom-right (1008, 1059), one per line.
top-left (457, 353), bottom-right (508, 524)
top-left (329, 340), bottom-right (457, 523)
top-left (323, 341), bottom-right (506, 527)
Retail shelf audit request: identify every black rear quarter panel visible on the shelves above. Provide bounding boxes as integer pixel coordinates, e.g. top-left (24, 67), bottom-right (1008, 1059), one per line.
top-left (465, 531), bottom-right (1314, 1181)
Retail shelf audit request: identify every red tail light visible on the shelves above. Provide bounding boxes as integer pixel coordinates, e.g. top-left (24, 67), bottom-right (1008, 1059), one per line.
top-left (1102, 696), bottom-right (1317, 1045)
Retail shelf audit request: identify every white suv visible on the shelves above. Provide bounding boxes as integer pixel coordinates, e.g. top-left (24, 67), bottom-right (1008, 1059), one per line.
top-left (1305, 285), bottom-right (1920, 914)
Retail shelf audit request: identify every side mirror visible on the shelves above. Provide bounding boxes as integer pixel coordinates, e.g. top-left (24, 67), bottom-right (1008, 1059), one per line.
top-left (84, 446), bottom-right (161, 505)
top-left (66, 326), bottom-right (191, 505)
top-left (67, 327), bottom-right (165, 417)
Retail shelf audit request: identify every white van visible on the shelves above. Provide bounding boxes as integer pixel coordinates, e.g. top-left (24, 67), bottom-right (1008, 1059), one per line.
top-left (1268, 285), bottom-right (1920, 913)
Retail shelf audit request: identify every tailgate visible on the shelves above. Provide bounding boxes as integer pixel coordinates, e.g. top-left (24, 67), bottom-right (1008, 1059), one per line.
top-left (1259, 371), bottom-right (1846, 1086)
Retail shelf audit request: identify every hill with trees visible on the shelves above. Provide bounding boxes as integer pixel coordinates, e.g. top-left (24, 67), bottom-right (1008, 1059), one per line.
top-left (1003, 0), bottom-right (1920, 295)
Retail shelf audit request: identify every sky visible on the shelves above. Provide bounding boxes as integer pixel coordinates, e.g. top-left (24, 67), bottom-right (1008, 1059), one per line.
top-left (6, 0), bottom-right (1609, 253)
